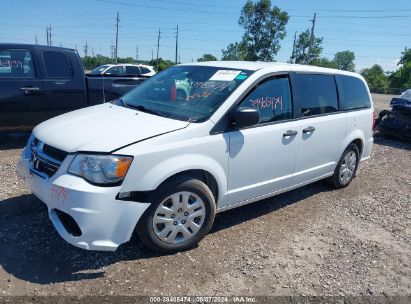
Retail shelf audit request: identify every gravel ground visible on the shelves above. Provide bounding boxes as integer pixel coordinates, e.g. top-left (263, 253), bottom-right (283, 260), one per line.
top-left (0, 94), bottom-right (410, 298)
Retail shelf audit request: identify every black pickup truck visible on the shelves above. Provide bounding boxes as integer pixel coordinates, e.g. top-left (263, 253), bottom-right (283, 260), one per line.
top-left (0, 44), bottom-right (146, 131)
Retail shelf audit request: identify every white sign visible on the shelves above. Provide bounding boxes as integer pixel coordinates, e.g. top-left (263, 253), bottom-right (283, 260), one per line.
top-left (209, 70), bottom-right (241, 81)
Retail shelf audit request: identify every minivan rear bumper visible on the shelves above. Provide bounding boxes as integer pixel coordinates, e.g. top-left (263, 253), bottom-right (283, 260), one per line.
top-left (361, 136), bottom-right (373, 161)
top-left (17, 146), bottom-right (150, 251)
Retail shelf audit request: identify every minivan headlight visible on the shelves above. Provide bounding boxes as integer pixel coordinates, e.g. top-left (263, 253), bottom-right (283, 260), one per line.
top-left (68, 154), bottom-right (133, 185)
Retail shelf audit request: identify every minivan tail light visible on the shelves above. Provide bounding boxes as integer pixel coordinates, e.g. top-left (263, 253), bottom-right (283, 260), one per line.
top-left (372, 111), bottom-right (376, 131)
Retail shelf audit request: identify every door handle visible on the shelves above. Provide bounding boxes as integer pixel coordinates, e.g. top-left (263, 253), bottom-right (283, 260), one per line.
top-left (283, 130), bottom-right (298, 137)
top-left (20, 87), bottom-right (40, 92)
top-left (20, 87), bottom-right (40, 94)
top-left (303, 126), bottom-right (315, 134)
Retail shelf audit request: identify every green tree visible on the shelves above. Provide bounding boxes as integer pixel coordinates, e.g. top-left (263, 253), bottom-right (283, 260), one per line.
top-left (221, 0), bottom-right (289, 61)
top-left (149, 58), bottom-right (175, 72)
top-left (361, 64), bottom-right (389, 90)
top-left (333, 50), bottom-right (355, 71)
top-left (197, 54), bottom-right (217, 62)
top-left (221, 42), bottom-right (247, 61)
top-left (390, 47), bottom-right (411, 89)
top-left (398, 47), bottom-right (411, 65)
top-left (290, 29), bottom-right (323, 64)
top-left (238, 0), bottom-right (289, 61)
top-left (311, 57), bottom-right (338, 69)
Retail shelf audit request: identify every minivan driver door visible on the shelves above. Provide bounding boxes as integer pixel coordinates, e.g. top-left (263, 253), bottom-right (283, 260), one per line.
top-left (225, 75), bottom-right (300, 206)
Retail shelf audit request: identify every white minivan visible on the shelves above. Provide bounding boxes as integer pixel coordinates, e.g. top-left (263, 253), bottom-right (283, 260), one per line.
top-left (17, 62), bottom-right (374, 253)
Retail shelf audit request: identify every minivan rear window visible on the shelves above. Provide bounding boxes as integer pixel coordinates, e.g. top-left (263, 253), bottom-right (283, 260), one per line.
top-left (295, 74), bottom-right (338, 117)
top-left (336, 75), bottom-right (371, 110)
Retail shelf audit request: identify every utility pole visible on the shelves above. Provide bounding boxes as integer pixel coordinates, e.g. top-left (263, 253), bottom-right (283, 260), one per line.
top-left (290, 31), bottom-right (297, 63)
top-left (110, 42), bottom-right (115, 62)
top-left (84, 42), bottom-right (88, 69)
top-left (151, 49), bottom-right (154, 61)
top-left (35, 34), bottom-right (38, 45)
top-left (175, 25), bottom-right (179, 64)
top-left (135, 45), bottom-right (139, 62)
top-left (115, 12), bottom-right (120, 63)
top-left (156, 28), bottom-right (161, 71)
top-left (84, 42), bottom-right (88, 57)
top-left (306, 13), bottom-right (316, 65)
top-left (46, 25), bottom-right (52, 46)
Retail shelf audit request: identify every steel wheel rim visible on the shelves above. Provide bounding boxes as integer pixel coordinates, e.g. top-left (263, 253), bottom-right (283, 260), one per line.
top-left (339, 150), bottom-right (357, 185)
top-left (152, 191), bottom-right (206, 244)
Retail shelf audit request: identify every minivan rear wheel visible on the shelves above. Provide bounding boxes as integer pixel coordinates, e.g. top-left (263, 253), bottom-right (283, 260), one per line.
top-left (137, 177), bottom-right (216, 253)
top-left (329, 143), bottom-right (359, 189)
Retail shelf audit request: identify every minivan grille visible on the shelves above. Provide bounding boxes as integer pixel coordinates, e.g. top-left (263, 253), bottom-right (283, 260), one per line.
top-left (29, 137), bottom-right (68, 178)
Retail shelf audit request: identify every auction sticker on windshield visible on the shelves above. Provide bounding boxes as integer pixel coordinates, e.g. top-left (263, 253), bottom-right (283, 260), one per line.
top-left (209, 70), bottom-right (242, 81)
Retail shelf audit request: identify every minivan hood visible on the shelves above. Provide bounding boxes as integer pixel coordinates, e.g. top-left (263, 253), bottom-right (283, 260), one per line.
top-left (33, 103), bottom-right (189, 153)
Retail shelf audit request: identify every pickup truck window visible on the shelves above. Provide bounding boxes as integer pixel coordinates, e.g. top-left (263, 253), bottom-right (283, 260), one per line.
top-left (0, 49), bottom-right (34, 78)
top-left (43, 51), bottom-right (72, 79)
top-left (239, 76), bottom-right (292, 124)
top-left (121, 65), bottom-right (253, 122)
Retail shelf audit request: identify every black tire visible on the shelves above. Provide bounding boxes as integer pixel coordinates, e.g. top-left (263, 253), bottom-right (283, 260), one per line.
top-left (329, 143), bottom-right (360, 189)
top-left (136, 176), bottom-right (216, 253)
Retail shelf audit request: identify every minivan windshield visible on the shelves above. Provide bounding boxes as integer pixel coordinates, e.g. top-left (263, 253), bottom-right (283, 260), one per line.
top-left (119, 65), bottom-right (253, 122)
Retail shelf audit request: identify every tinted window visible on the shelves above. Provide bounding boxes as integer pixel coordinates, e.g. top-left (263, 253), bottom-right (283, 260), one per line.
top-left (43, 51), bottom-right (72, 78)
top-left (106, 66), bottom-right (124, 75)
top-left (336, 75), bottom-right (371, 110)
top-left (140, 66), bottom-right (151, 74)
top-left (295, 74), bottom-right (338, 116)
top-left (239, 76), bottom-right (292, 124)
top-left (126, 66), bottom-right (141, 75)
top-left (0, 49), bottom-right (34, 78)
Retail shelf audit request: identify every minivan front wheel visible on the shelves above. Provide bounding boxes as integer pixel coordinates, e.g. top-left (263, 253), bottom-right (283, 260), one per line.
top-left (329, 143), bottom-right (359, 188)
top-left (137, 177), bottom-right (216, 253)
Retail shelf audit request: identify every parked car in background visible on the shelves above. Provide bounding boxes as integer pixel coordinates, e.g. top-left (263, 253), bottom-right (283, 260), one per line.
top-left (17, 62), bottom-right (374, 253)
top-left (400, 89), bottom-right (411, 101)
top-left (88, 64), bottom-right (156, 77)
top-left (0, 44), bottom-right (150, 131)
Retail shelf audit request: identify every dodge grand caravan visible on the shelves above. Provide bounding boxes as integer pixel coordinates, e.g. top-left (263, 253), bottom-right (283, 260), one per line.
top-left (17, 62), bottom-right (374, 253)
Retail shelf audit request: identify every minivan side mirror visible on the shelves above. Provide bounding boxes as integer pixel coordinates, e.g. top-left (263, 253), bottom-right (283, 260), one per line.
top-left (233, 106), bottom-right (260, 129)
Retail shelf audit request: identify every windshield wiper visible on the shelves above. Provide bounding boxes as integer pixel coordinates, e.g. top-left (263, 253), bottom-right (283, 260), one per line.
top-left (131, 105), bottom-right (169, 118)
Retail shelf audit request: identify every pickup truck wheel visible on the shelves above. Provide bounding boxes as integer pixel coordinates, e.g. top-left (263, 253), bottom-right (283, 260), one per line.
top-left (137, 177), bottom-right (216, 253)
top-left (329, 143), bottom-right (359, 189)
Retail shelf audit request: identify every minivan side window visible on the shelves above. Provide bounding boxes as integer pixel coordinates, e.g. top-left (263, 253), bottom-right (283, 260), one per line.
top-left (239, 76), bottom-right (292, 124)
top-left (336, 75), bottom-right (371, 110)
top-left (0, 49), bottom-right (34, 78)
top-left (43, 51), bottom-right (72, 79)
top-left (295, 74), bottom-right (338, 117)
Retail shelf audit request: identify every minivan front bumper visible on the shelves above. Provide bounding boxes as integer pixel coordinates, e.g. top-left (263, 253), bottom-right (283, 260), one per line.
top-left (17, 146), bottom-right (150, 251)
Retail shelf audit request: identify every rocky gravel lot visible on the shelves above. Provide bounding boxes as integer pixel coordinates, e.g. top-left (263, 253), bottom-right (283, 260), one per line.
top-left (0, 94), bottom-right (410, 298)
